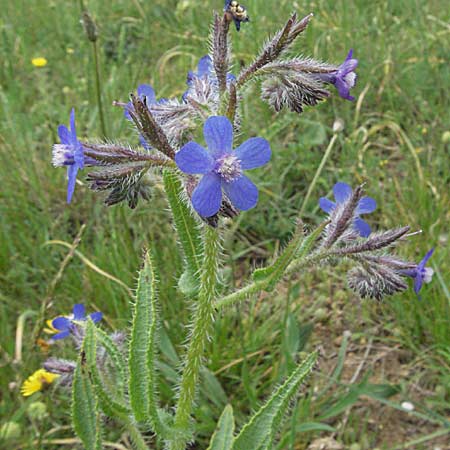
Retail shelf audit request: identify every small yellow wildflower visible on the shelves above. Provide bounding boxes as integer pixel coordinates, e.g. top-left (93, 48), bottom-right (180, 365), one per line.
top-left (21, 369), bottom-right (59, 397)
top-left (43, 319), bottom-right (59, 335)
top-left (66, 48), bottom-right (74, 54)
top-left (31, 57), bottom-right (48, 68)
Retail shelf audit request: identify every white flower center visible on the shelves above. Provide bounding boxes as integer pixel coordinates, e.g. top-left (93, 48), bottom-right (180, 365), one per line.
top-left (216, 154), bottom-right (242, 182)
top-left (422, 267), bottom-right (434, 283)
top-left (52, 144), bottom-right (73, 167)
top-left (344, 72), bottom-right (356, 88)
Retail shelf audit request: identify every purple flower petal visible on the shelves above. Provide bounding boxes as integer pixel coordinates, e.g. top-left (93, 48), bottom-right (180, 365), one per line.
top-left (89, 312), bottom-right (103, 323)
top-left (52, 317), bottom-right (71, 331)
top-left (203, 116), bottom-right (233, 158)
top-left (357, 197), bottom-right (377, 214)
top-left (51, 330), bottom-right (71, 340)
top-left (333, 182), bottom-right (352, 203)
top-left (137, 84), bottom-right (156, 103)
top-left (417, 248), bottom-right (434, 271)
top-left (413, 275), bottom-right (423, 294)
top-left (175, 142), bottom-right (214, 174)
top-left (69, 109), bottom-right (77, 145)
top-left (58, 125), bottom-right (71, 145)
top-left (72, 304), bottom-right (86, 320)
top-left (339, 49), bottom-right (358, 74)
top-left (197, 55), bottom-right (212, 77)
top-left (222, 175), bottom-right (258, 211)
top-left (319, 197), bottom-right (336, 213)
top-left (234, 137), bottom-right (271, 170)
top-left (335, 77), bottom-right (354, 101)
top-left (354, 217), bottom-right (371, 237)
top-left (192, 172), bottom-right (222, 217)
top-left (66, 164), bottom-right (78, 204)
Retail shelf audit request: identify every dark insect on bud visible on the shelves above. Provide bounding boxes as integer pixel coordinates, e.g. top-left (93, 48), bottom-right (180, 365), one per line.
top-left (225, 0), bottom-right (250, 31)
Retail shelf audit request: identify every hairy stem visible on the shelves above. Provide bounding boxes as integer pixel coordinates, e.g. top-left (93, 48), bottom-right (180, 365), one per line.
top-left (124, 418), bottom-right (149, 450)
top-left (170, 226), bottom-right (220, 450)
top-left (215, 251), bottom-right (328, 309)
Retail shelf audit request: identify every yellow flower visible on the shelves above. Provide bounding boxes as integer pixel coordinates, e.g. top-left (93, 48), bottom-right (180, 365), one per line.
top-left (32, 57), bottom-right (48, 68)
top-left (43, 319), bottom-right (59, 335)
top-left (21, 369), bottom-right (59, 397)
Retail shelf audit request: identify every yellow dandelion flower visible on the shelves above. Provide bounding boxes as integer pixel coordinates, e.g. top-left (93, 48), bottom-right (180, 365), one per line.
top-left (21, 369), bottom-right (59, 397)
top-left (32, 57), bottom-right (48, 68)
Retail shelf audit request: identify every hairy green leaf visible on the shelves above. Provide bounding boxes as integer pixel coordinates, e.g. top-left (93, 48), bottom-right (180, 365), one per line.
top-left (207, 405), bottom-right (235, 450)
top-left (233, 352), bottom-right (318, 450)
top-left (84, 321), bottom-right (129, 417)
top-left (163, 170), bottom-right (202, 294)
top-left (129, 250), bottom-right (164, 434)
top-left (72, 341), bottom-right (102, 450)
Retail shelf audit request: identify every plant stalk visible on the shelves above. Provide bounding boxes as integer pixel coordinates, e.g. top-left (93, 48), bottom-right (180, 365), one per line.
top-left (92, 40), bottom-right (107, 138)
top-left (170, 226), bottom-right (220, 450)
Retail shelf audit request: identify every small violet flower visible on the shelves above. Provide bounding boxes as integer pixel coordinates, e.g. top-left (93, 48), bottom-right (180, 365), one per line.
top-left (319, 182), bottom-right (377, 237)
top-left (52, 109), bottom-right (88, 203)
top-left (225, 1), bottom-right (250, 31)
top-left (183, 55), bottom-right (236, 101)
top-left (51, 304), bottom-right (103, 340)
top-left (175, 116), bottom-right (271, 217)
top-left (317, 49), bottom-right (358, 101)
top-left (402, 248), bottom-right (435, 295)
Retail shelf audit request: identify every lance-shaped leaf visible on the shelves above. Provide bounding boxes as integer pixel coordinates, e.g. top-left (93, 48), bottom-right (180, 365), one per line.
top-left (129, 250), bottom-right (164, 433)
top-left (207, 404), bottom-right (235, 450)
top-left (253, 221), bottom-right (327, 291)
top-left (163, 170), bottom-right (203, 295)
top-left (232, 352), bottom-right (318, 450)
top-left (72, 341), bottom-right (102, 450)
top-left (84, 321), bottom-right (129, 418)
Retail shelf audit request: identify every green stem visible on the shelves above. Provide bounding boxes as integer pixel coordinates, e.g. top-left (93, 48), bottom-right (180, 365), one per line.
top-left (215, 252), bottom-right (328, 309)
top-left (299, 133), bottom-right (338, 216)
top-left (92, 40), bottom-right (107, 138)
top-left (170, 226), bottom-right (220, 450)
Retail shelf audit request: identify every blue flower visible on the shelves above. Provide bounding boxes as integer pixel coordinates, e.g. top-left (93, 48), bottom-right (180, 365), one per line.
top-left (51, 304), bottom-right (103, 340)
top-left (317, 49), bottom-right (358, 101)
top-left (319, 182), bottom-right (377, 237)
top-left (52, 109), bottom-right (86, 203)
top-left (402, 248), bottom-right (435, 295)
top-left (175, 116), bottom-right (271, 217)
top-left (225, 1), bottom-right (250, 31)
top-left (183, 55), bottom-right (236, 102)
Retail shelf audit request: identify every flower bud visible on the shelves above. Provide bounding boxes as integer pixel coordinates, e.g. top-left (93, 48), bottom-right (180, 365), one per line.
top-left (81, 11), bottom-right (98, 42)
top-left (27, 401), bottom-right (48, 420)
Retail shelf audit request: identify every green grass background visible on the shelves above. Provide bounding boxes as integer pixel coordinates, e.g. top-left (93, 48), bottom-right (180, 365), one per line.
top-left (0, 0), bottom-right (449, 448)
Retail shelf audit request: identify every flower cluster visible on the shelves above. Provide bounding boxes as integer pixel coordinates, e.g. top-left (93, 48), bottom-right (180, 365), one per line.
top-left (21, 304), bottom-right (103, 397)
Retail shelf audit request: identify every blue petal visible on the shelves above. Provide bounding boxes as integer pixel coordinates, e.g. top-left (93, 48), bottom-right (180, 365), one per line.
top-left (51, 330), bottom-right (71, 340)
top-left (197, 55), bottom-right (212, 77)
top-left (52, 317), bottom-right (71, 331)
top-left (319, 197), bottom-right (336, 213)
top-left (69, 109), bottom-right (78, 145)
top-left (226, 73), bottom-right (236, 83)
top-left (124, 101), bottom-right (133, 120)
top-left (89, 312), bottom-right (103, 323)
top-left (203, 116), bottom-right (233, 158)
top-left (222, 175), bottom-right (258, 211)
top-left (417, 248), bottom-right (435, 271)
top-left (66, 164), bottom-right (78, 204)
top-left (333, 182), bottom-right (352, 203)
top-left (139, 134), bottom-right (150, 149)
top-left (413, 274), bottom-right (423, 294)
top-left (354, 217), bottom-right (371, 237)
top-left (357, 197), bottom-right (377, 214)
top-left (73, 304), bottom-right (86, 320)
top-left (191, 173), bottom-right (222, 217)
top-left (234, 137), bottom-right (271, 170)
top-left (335, 77), bottom-right (354, 101)
top-left (137, 84), bottom-right (156, 104)
top-left (58, 125), bottom-right (71, 145)
top-left (175, 142), bottom-right (214, 174)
